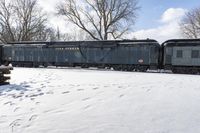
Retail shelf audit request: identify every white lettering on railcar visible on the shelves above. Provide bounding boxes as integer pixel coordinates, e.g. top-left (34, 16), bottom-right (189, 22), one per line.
top-left (138, 59), bottom-right (144, 63)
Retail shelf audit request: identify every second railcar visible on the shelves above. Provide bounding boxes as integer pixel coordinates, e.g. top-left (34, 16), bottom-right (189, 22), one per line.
top-left (162, 39), bottom-right (200, 74)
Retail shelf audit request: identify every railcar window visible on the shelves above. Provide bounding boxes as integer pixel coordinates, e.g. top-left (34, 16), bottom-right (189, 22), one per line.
top-left (191, 50), bottom-right (199, 58)
top-left (176, 50), bottom-right (182, 58)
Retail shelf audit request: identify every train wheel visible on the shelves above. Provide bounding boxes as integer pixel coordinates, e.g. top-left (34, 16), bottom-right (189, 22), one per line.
top-left (43, 63), bottom-right (48, 68)
top-left (127, 65), bottom-right (133, 71)
top-left (138, 66), bottom-right (148, 72)
top-left (190, 69), bottom-right (198, 74)
top-left (112, 65), bottom-right (120, 71)
top-left (172, 68), bottom-right (179, 73)
top-left (81, 64), bottom-right (89, 68)
top-left (122, 65), bottom-right (127, 71)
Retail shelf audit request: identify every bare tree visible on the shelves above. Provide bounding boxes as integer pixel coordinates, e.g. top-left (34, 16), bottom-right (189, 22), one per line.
top-left (33, 27), bottom-right (58, 41)
top-left (60, 29), bottom-right (92, 41)
top-left (180, 7), bottom-right (200, 39)
top-left (57, 0), bottom-right (139, 40)
top-left (0, 0), bottom-right (50, 43)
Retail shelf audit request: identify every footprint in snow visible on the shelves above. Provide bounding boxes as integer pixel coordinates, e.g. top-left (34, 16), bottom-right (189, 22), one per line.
top-left (62, 91), bottom-right (70, 94)
top-left (53, 110), bottom-right (65, 114)
top-left (46, 91), bottom-right (54, 94)
top-left (29, 115), bottom-right (38, 121)
top-left (4, 101), bottom-right (15, 106)
top-left (92, 87), bottom-right (99, 90)
top-left (35, 102), bottom-right (40, 105)
top-left (119, 94), bottom-right (124, 98)
top-left (20, 91), bottom-right (25, 95)
top-left (30, 108), bottom-right (35, 111)
top-left (37, 89), bottom-right (42, 92)
top-left (27, 92), bottom-right (44, 98)
top-left (22, 85), bottom-right (31, 88)
top-left (146, 89), bottom-right (151, 92)
top-left (13, 107), bottom-right (20, 112)
top-left (83, 105), bottom-right (91, 110)
top-left (82, 97), bottom-right (91, 101)
top-left (30, 98), bottom-right (35, 101)
top-left (41, 85), bottom-right (46, 88)
top-left (12, 94), bottom-right (23, 99)
top-left (9, 119), bottom-right (22, 132)
top-left (43, 109), bottom-right (55, 113)
top-left (77, 89), bottom-right (84, 91)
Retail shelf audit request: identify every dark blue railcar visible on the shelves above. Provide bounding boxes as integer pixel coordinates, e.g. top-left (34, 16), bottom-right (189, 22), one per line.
top-left (2, 39), bottom-right (160, 71)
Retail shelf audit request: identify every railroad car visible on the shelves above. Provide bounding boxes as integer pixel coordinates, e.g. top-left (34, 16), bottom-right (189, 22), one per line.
top-left (162, 39), bottom-right (200, 74)
top-left (2, 39), bottom-right (160, 72)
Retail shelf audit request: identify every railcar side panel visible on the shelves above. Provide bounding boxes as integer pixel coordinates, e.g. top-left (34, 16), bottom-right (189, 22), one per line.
top-left (172, 46), bottom-right (200, 66)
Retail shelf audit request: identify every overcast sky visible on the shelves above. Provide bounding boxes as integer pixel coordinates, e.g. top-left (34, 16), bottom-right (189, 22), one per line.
top-left (38, 0), bottom-right (199, 43)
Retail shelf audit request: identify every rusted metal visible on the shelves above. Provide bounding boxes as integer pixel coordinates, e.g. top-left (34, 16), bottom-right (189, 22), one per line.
top-left (0, 66), bottom-right (13, 85)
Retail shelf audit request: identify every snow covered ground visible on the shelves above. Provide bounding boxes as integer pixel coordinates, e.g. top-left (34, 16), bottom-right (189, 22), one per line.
top-left (1, 68), bottom-right (200, 133)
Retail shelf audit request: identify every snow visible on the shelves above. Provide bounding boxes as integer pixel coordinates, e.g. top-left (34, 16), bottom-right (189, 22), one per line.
top-left (1, 68), bottom-right (200, 133)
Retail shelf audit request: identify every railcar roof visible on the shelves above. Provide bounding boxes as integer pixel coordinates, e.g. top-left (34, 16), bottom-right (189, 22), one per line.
top-left (162, 39), bottom-right (200, 46)
top-left (7, 39), bottom-right (157, 43)
top-left (5, 39), bottom-right (159, 47)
